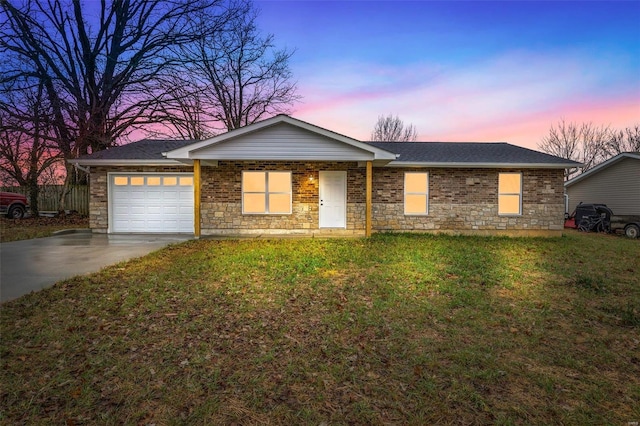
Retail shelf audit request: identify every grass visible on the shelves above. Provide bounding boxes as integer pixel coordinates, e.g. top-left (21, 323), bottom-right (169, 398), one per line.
top-left (0, 215), bottom-right (89, 242)
top-left (1, 232), bottom-right (639, 424)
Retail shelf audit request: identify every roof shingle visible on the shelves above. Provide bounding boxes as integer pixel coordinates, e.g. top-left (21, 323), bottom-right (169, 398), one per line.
top-left (81, 139), bottom-right (198, 160)
top-left (368, 141), bottom-right (578, 165)
top-left (77, 138), bottom-right (579, 167)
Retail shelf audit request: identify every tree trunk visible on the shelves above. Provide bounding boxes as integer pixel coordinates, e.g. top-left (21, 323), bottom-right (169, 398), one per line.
top-left (57, 164), bottom-right (74, 214)
top-left (26, 179), bottom-right (40, 217)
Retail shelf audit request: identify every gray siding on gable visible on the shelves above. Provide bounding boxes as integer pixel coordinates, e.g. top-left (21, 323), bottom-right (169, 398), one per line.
top-left (192, 123), bottom-right (374, 161)
top-left (566, 157), bottom-right (640, 215)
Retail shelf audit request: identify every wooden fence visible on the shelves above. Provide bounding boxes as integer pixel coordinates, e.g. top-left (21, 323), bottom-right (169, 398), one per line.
top-left (1, 185), bottom-right (89, 215)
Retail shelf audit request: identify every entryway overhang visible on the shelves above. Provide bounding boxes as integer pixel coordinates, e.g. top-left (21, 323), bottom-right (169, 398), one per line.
top-left (165, 115), bottom-right (397, 238)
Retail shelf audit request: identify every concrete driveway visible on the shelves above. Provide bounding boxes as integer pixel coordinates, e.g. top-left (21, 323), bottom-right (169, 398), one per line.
top-left (1, 232), bottom-right (192, 303)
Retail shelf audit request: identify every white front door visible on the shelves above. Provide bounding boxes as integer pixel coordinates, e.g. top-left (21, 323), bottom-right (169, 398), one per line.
top-left (319, 171), bottom-right (346, 228)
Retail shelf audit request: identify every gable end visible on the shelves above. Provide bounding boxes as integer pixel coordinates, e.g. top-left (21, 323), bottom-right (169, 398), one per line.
top-left (190, 122), bottom-right (376, 161)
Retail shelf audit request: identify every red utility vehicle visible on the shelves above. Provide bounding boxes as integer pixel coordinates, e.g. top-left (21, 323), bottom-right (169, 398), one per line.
top-left (0, 191), bottom-right (29, 219)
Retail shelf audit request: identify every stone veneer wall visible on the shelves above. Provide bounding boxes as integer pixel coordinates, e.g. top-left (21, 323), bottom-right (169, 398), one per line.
top-left (89, 164), bottom-right (564, 235)
top-left (88, 166), bottom-right (193, 232)
top-left (200, 161), bottom-right (364, 235)
top-left (372, 168), bottom-right (565, 233)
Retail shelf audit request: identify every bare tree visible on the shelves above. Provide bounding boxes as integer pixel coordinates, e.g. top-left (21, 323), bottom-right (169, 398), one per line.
top-left (538, 120), bottom-right (612, 180)
top-left (605, 124), bottom-right (640, 156)
top-left (164, 1), bottom-right (300, 133)
top-left (0, 79), bottom-right (61, 215)
top-left (0, 0), bottom-right (233, 209)
top-left (370, 114), bottom-right (418, 142)
top-left (149, 74), bottom-right (218, 140)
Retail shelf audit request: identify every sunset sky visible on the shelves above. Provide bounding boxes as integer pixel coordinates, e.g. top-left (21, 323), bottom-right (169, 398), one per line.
top-left (255, 0), bottom-right (640, 149)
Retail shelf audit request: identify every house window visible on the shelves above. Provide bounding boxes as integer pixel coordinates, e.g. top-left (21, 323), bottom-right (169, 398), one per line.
top-left (242, 171), bottom-right (292, 214)
top-left (404, 172), bottom-right (429, 215)
top-left (498, 173), bottom-right (522, 215)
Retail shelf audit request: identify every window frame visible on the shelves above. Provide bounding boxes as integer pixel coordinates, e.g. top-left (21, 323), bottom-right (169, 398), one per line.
top-left (498, 172), bottom-right (522, 216)
top-left (242, 171), bottom-right (292, 215)
top-left (404, 172), bottom-right (429, 216)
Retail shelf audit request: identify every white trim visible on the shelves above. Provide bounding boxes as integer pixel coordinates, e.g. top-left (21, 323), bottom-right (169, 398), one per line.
top-left (108, 171), bottom-right (193, 176)
top-left (241, 171), bottom-right (292, 215)
top-left (564, 152), bottom-right (640, 188)
top-left (498, 172), bottom-right (522, 216)
top-left (166, 115), bottom-right (397, 161)
top-left (404, 172), bottom-right (429, 216)
top-left (71, 158), bottom-right (577, 169)
top-left (70, 159), bottom-right (190, 166)
top-left (385, 161), bottom-right (578, 169)
top-left (107, 172), bottom-right (194, 234)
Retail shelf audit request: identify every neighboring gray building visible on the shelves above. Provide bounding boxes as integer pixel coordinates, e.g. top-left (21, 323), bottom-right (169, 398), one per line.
top-left (565, 152), bottom-right (640, 215)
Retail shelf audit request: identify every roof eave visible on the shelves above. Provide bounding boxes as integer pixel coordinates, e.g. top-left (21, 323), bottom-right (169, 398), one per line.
top-left (68, 159), bottom-right (190, 166)
top-left (385, 161), bottom-right (581, 169)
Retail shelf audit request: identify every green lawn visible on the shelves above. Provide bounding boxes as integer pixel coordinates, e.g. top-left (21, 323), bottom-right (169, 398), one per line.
top-left (1, 233), bottom-right (639, 424)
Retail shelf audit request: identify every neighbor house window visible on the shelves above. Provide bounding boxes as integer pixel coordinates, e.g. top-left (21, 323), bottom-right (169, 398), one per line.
top-left (242, 171), bottom-right (292, 214)
top-left (404, 172), bottom-right (429, 215)
top-left (498, 173), bottom-right (522, 215)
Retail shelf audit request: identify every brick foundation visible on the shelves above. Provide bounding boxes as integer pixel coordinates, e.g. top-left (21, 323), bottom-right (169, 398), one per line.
top-left (373, 202), bottom-right (564, 232)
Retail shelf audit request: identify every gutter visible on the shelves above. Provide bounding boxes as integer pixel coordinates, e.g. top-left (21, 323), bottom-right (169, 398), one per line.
top-left (384, 161), bottom-right (582, 169)
top-left (67, 159), bottom-right (190, 166)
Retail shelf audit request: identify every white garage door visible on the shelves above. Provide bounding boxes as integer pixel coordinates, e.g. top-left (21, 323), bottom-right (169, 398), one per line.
top-left (110, 174), bottom-right (194, 233)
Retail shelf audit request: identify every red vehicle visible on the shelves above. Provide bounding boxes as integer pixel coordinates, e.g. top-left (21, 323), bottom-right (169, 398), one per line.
top-left (0, 191), bottom-right (29, 219)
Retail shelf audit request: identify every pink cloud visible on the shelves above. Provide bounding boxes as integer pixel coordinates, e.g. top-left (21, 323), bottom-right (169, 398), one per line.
top-left (291, 51), bottom-right (640, 149)
top-left (422, 94), bottom-right (640, 149)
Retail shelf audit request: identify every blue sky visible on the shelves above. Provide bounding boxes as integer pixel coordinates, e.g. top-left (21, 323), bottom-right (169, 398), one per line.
top-left (255, 0), bottom-right (640, 148)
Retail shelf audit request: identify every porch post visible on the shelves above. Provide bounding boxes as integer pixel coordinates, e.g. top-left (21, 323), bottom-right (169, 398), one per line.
top-left (194, 159), bottom-right (201, 238)
top-left (366, 160), bottom-right (372, 237)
